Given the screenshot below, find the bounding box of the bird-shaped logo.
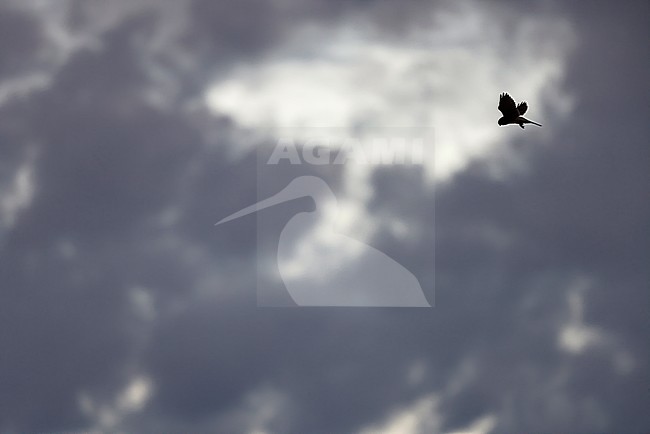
[216,176,430,307]
[497,93,542,129]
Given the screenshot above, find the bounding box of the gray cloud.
[0,0,647,433]
[0,4,44,79]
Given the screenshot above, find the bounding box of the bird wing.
[516,101,528,115]
[498,93,519,118]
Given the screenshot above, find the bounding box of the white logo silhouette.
[217,176,430,307]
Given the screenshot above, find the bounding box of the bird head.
[215,176,335,226]
[497,117,506,126]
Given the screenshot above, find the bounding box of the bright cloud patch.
[206,1,575,181]
[0,153,36,229]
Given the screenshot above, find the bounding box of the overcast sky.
[0,0,648,433]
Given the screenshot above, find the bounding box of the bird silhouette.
[497,93,542,129]
[216,176,430,307]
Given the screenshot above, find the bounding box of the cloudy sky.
[0,0,648,432]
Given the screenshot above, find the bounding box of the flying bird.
[498,93,542,129]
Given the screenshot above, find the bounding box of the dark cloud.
[0,8,205,431]
[0,4,44,79]
[0,0,647,433]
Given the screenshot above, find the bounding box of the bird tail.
[522,117,542,127]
